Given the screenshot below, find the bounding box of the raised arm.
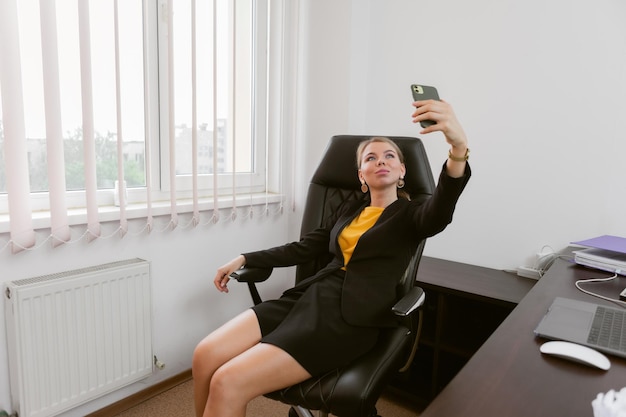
[411,98,469,178]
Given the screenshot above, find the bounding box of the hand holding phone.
[411,84,440,128]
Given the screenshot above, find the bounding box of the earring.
[361,182,369,193]
[397,178,405,189]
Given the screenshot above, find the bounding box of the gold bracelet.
[448,148,470,162]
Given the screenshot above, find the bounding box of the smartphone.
[410,84,439,128]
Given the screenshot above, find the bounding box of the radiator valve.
[154,355,166,370]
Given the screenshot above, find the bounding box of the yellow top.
[338,206,384,270]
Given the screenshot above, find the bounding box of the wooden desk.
[420,249,626,417]
[417,256,535,305]
[390,256,536,405]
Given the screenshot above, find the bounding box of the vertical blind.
[0,0,280,254]
[77,0,103,242]
[0,0,37,252]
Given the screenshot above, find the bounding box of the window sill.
[0,193,284,234]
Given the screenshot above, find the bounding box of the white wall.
[0,211,294,416]
[298,0,626,269]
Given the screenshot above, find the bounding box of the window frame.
[154,0,269,197]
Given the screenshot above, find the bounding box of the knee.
[209,365,244,404]
[192,338,217,379]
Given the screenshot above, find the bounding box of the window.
[0,0,291,248]
[3,0,146,194]
[160,0,268,195]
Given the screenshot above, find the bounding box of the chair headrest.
[310,135,435,199]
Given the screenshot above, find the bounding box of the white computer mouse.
[540,341,611,371]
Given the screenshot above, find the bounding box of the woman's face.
[358,141,406,191]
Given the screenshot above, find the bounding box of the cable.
[534,245,576,278]
[537,254,573,277]
[513,246,573,280]
[575,273,626,308]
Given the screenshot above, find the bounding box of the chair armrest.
[392,286,425,316]
[229,267,273,305]
[229,267,273,283]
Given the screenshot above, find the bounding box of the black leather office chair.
[231,135,435,417]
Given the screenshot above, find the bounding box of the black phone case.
[411,84,439,128]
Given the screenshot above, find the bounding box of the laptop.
[573,248,626,276]
[571,235,626,276]
[534,297,626,358]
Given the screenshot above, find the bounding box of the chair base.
[288,405,381,417]
[289,406,314,417]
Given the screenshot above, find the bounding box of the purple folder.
[571,235,626,254]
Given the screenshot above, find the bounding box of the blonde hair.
[356,137,410,200]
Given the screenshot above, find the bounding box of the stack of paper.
[592,387,626,417]
[572,235,626,276]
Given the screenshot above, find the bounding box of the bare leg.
[204,342,312,417]
[192,310,262,417]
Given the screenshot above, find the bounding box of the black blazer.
[244,163,471,327]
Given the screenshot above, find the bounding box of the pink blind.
[40,0,71,247]
[78,0,102,241]
[0,0,36,253]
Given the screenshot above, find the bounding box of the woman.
[192,98,471,417]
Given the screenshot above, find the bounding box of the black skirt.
[251,270,380,376]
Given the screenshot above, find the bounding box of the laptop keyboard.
[588,306,626,352]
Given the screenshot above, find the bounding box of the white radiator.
[4,258,153,417]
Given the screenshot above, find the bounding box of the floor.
[114,379,420,416]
